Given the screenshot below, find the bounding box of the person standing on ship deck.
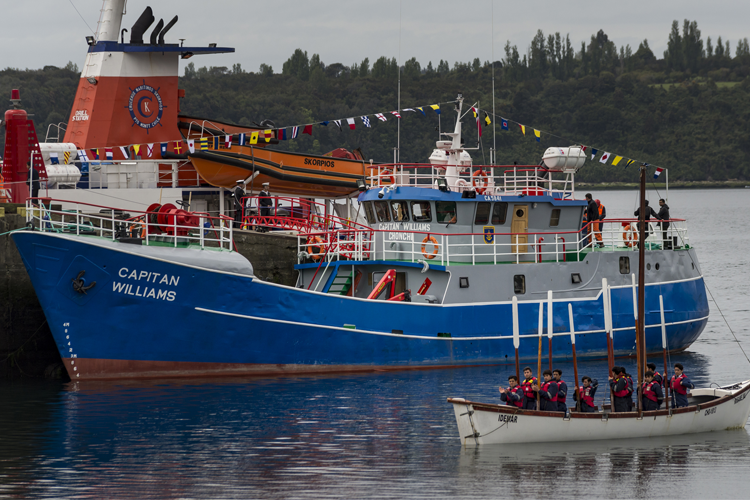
[584,193,598,247]
[642,371,664,411]
[670,363,695,408]
[553,369,568,413]
[657,199,670,247]
[499,375,524,408]
[634,200,658,247]
[575,376,599,412]
[609,367,631,412]
[595,199,606,248]
[533,370,559,411]
[520,367,538,410]
[232,180,245,228]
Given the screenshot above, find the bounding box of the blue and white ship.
[11,96,708,379]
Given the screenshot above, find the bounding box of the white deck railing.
[26,199,235,251]
[297,219,690,266]
[368,164,576,198]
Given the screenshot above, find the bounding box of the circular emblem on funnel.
[127,82,164,130]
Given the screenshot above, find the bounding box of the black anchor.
[72,271,96,295]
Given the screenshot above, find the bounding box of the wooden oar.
[603,278,615,412]
[512,296,520,384]
[568,304,581,412]
[660,295,671,414]
[547,290,554,371]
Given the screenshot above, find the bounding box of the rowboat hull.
[448,380,750,445]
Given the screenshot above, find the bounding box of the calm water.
[2,189,750,499]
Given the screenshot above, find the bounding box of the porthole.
[655,263,660,270]
[516,209,524,217]
[647,263,651,270]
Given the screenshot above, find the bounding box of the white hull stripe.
[195,307,708,342]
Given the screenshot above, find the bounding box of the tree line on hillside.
[1,20,749,183]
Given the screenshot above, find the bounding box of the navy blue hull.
[12,231,709,379]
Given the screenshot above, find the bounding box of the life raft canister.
[421,235,439,260]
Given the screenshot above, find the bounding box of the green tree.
[282,49,310,80]
[664,20,683,71]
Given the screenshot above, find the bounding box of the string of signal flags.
[62,97,666,180]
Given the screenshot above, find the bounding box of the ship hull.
[12,231,708,380]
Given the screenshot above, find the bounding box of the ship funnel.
[158,16,179,45]
[149,18,164,45]
[130,6,155,44]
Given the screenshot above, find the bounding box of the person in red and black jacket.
[670,363,695,408]
[647,362,665,388]
[533,370,559,411]
[609,367,631,412]
[642,370,665,411]
[624,370,635,411]
[575,376,599,412]
[520,367,538,410]
[499,375,524,408]
[553,369,568,413]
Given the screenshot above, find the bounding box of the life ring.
[308,235,324,261]
[472,170,489,194]
[380,169,395,185]
[421,235,439,260]
[622,224,637,247]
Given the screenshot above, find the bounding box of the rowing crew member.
[609,367,632,412]
[499,375,524,408]
[553,369,568,413]
[641,370,665,411]
[575,376,599,412]
[670,363,695,408]
[647,362,664,387]
[520,367,538,410]
[533,370,559,411]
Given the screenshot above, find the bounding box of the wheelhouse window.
[363,202,376,224]
[390,201,410,222]
[492,202,508,224]
[411,201,432,222]
[436,201,457,224]
[373,201,391,222]
[474,202,491,225]
[550,208,561,227]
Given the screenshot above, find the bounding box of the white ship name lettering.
[380,222,431,232]
[113,268,180,301]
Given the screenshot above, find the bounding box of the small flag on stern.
[264,129,273,142]
[77,150,89,162]
[391,111,401,119]
[416,107,426,116]
[174,141,183,154]
[105,148,113,160]
[119,146,130,159]
[199,137,208,150]
[278,129,287,140]
[91,149,100,160]
[519,124,526,135]
[654,167,664,178]
[133,144,141,157]
[146,144,154,157]
[333,120,342,130]
[239,133,246,146]
[625,159,636,168]
[249,132,259,144]
[225,135,232,148]
[501,119,508,130]
[187,140,195,153]
[484,112,491,126]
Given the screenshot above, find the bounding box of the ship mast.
[636,164,647,413]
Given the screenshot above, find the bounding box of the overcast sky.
[2,0,749,74]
